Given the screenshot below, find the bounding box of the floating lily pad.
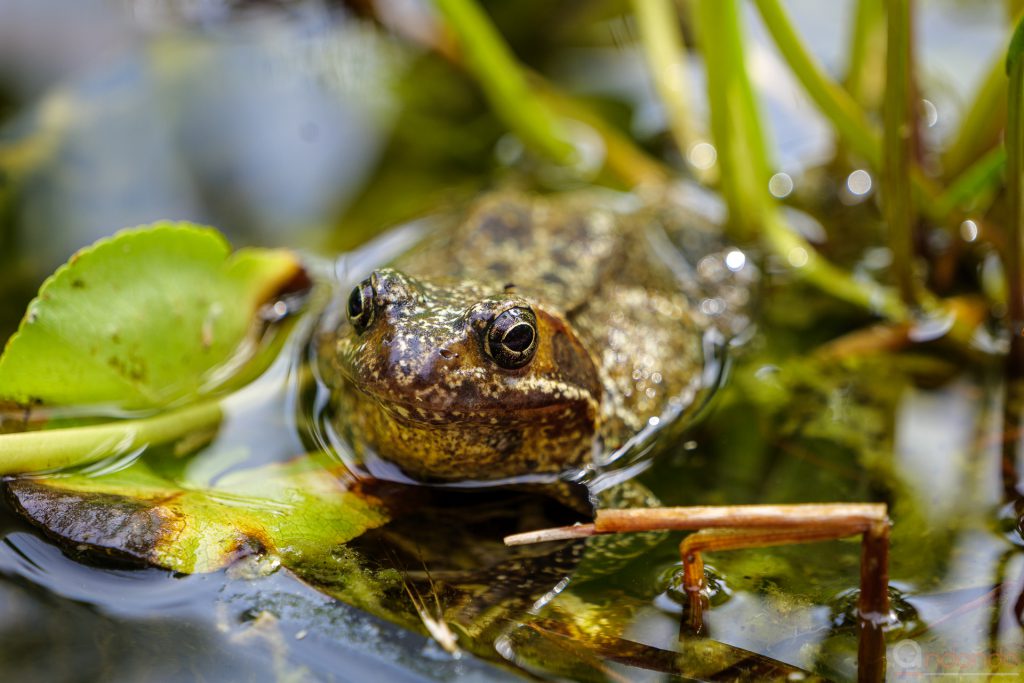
[6,456,390,574]
[0,224,304,409]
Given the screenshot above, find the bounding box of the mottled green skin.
[320,191,710,484]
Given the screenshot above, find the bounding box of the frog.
[316,190,882,674]
[312,188,759,662]
[316,188,754,491]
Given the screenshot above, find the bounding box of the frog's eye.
[484,306,538,369]
[346,279,376,334]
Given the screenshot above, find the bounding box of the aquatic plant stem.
[935,146,1006,219]
[0,90,76,178]
[689,0,772,242]
[432,0,911,322]
[691,0,908,320]
[943,1,1024,180]
[753,0,950,225]
[1006,15,1024,374]
[942,53,1008,179]
[754,0,881,167]
[762,210,906,320]
[433,0,576,166]
[631,0,701,172]
[937,9,1021,201]
[537,86,670,189]
[0,400,223,474]
[883,0,919,307]
[845,0,886,114]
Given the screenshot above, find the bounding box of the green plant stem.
[754,0,880,166]
[935,146,1007,219]
[939,8,1023,207]
[0,400,223,474]
[883,0,918,307]
[433,0,910,322]
[433,0,576,165]
[538,87,670,188]
[845,0,886,113]
[1006,15,1024,368]
[762,211,906,320]
[942,53,1008,179]
[753,0,952,226]
[690,0,772,242]
[691,0,908,321]
[0,89,75,177]
[631,0,700,166]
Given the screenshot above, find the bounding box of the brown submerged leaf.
[4,456,389,574]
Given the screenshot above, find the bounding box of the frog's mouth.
[338,378,598,484]
[353,382,596,426]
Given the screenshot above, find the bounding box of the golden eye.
[346,279,375,334]
[484,306,538,369]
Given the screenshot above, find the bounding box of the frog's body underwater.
[318,189,754,490]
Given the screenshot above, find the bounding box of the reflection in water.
[0,530,522,683]
[895,378,983,521]
[876,357,1024,676]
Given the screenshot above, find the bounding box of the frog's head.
[322,268,602,484]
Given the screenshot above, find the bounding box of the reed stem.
[433,0,576,165]
[691,0,907,320]
[1005,14,1024,373]
[690,0,772,242]
[631,0,701,172]
[754,0,881,167]
[883,0,919,307]
[434,0,912,322]
[935,146,1006,218]
[753,0,952,228]
[942,53,1008,180]
[845,0,886,114]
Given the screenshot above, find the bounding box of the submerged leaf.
[0,224,303,409]
[5,456,389,574]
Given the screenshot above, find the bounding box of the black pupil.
[502,323,534,352]
[347,286,364,319]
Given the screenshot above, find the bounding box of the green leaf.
[6,456,390,574]
[1008,12,1024,75]
[0,223,303,409]
[1006,12,1024,350]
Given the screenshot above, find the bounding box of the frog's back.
[392,192,623,311]
[392,191,710,457]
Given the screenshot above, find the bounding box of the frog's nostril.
[438,348,457,360]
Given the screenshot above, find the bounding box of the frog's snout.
[368,268,420,308]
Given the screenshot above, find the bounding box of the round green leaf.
[0,223,303,409]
